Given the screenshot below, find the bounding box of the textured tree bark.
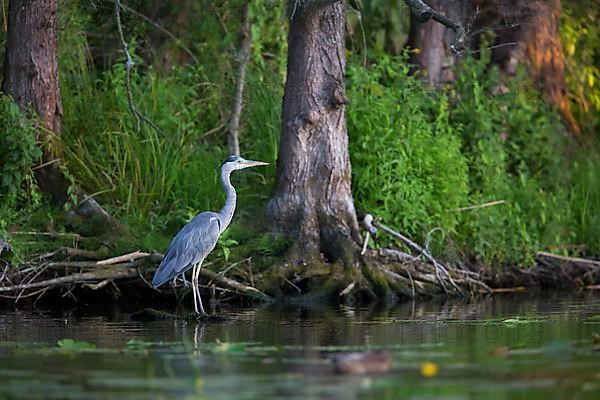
[3,0,117,227]
[267,0,360,266]
[406,0,468,86]
[2,0,69,201]
[472,0,580,134]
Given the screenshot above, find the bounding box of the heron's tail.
[152,259,178,288]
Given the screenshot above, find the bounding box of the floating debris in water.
[489,346,511,357]
[331,351,392,374]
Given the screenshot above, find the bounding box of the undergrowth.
[1,2,599,271]
[347,51,600,265]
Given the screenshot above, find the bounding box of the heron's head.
[221,155,269,171]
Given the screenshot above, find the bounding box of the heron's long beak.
[242,159,269,168]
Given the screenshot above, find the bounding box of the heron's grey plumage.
[151,155,268,315]
[151,212,221,288]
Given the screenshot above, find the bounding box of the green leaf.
[56,339,96,351]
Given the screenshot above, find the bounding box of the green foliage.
[347,52,600,265]
[3,0,598,273]
[346,0,411,56]
[449,52,570,264]
[0,96,42,205]
[347,55,469,251]
[55,2,276,254]
[452,53,599,263]
[61,56,225,220]
[560,2,600,135]
[56,339,96,351]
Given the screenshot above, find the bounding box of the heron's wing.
[152,212,221,287]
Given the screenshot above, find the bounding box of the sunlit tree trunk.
[473,0,580,134]
[2,0,69,200]
[267,0,360,266]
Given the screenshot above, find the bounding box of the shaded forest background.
[1,0,599,276]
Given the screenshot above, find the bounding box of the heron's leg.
[182,273,190,287]
[193,264,207,315]
[196,265,207,315]
[191,264,199,314]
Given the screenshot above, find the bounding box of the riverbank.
[1,242,598,310]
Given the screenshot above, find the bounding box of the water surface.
[1,293,599,399]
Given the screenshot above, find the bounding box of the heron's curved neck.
[218,167,236,232]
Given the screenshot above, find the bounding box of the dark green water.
[1,293,600,399]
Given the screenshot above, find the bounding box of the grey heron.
[152,155,268,315]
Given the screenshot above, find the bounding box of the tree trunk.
[473,0,580,134]
[3,0,117,228]
[406,0,468,86]
[267,0,360,266]
[2,0,69,201]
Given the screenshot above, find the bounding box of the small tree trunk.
[2,0,69,201]
[267,0,360,266]
[226,0,251,156]
[406,0,467,86]
[474,0,580,134]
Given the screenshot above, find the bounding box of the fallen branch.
[537,251,600,267]
[34,247,107,261]
[219,257,252,277]
[0,266,139,292]
[488,286,526,293]
[13,231,81,239]
[200,268,272,302]
[97,250,152,266]
[0,253,163,293]
[339,281,356,297]
[371,217,464,295]
[375,248,418,263]
[452,200,506,212]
